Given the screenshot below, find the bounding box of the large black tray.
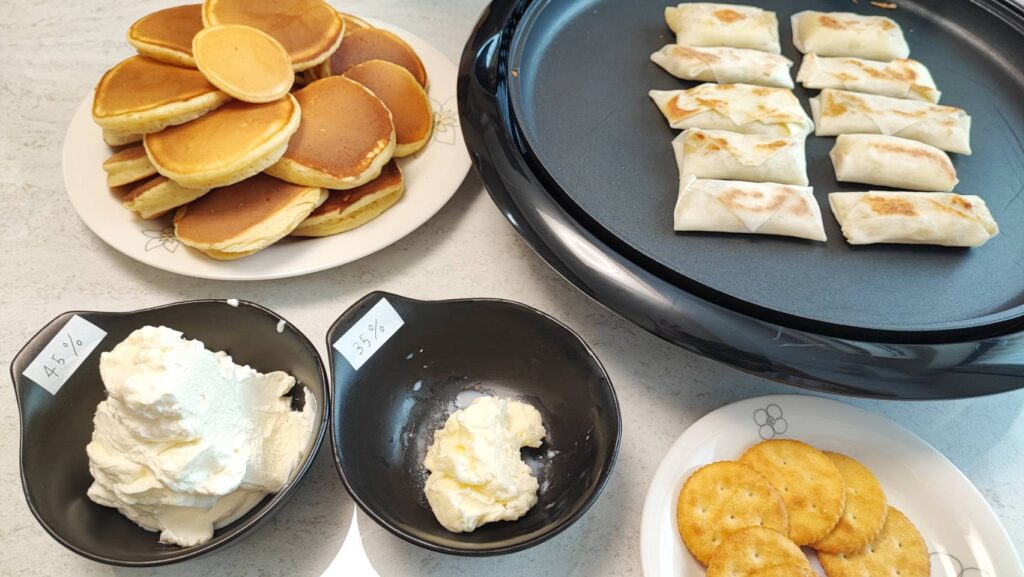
[458,0,1024,398]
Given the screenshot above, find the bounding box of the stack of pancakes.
[94,0,434,260]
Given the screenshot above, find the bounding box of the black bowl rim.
[327,292,622,556]
[8,299,331,567]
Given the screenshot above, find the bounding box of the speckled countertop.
[0,1,1020,575]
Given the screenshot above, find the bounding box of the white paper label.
[22,315,107,395]
[334,298,404,370]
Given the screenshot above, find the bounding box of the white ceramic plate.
[641,394,1022,577]
[62,19,470,281]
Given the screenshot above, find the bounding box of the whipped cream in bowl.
[87,325,317,547]
[11,299,329,566]
[423,395,547,533]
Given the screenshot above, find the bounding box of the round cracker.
[820,507,929,577]
[676,461,789,565]
[813,452,888,554]
[707,526,814,577]
[739,439,846,545]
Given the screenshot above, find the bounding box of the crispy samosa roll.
[674,176,826,241]
[674,129,808,186]
[651,83,814,137]
[830,135,958,192]
[829,192,998,247]
[665,3,781,53]
[651,45,793,88]
[810,89,971,154]
[796,54,940,103]
[791,11,909,61]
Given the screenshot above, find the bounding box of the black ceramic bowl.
[8,300,329,567]
[328,292,621,555]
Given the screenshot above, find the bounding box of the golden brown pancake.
[193,24,294,103]
[327,28,427,87]
[173,173,326,259]
[122,175,210,219]
[344,60,433,157]
[202,0,344,72]
[128,4,204,67]
[103,129,143,147]
[266,76,395,189]
[302,11,375,82]
[339,12,373,32]
[103,145,157,187]
[145,94,301,189]
[92,56,230,133]
[292,159,403,236]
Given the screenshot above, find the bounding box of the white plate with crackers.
[62,18,470,281]
[640,394,1022,577]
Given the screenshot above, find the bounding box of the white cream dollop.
[86,325,316,547]
[422,396,546,533]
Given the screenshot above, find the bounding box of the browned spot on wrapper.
[673,45,722,63]
[713,9,744,23]
[926,196,982,221]
[952,196,973,210]
[668,98,702,121]
[756,140,789,152]
[720,188,787,214]
[872,142,956,178]
[820,15,845,29]
[882,59,920,82]
[866,195,917,216]
[823,94,849,117]
[787,198,812,217]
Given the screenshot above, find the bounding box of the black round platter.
[458,0,1024,399]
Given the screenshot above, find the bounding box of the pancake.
[340,12,373,32]
[122,175,210,219]
[92,56,230,134]
[266,76,395,189]
[344,60,433,157]
[102,129,143,147]
[173,173,327,259]
[193,24,294,103]
[145,94,301,189]
[292,159,403,236]
[127,4,204,67]
[303,11,375,83]
[202,0,344,72]
[103,145,158,187]
[326,28,427,87]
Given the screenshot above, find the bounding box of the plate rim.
[638,393,1024,577]
[63,18,470,281]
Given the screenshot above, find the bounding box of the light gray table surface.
[0,0,1021,575]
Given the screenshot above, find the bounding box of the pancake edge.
[127,37,197,68]
[105,155,158,187]
[93,89,231,134]
[174,185,327,258]
[103,128,144,147]
[122,178,210,219]
[291,179,403,236]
